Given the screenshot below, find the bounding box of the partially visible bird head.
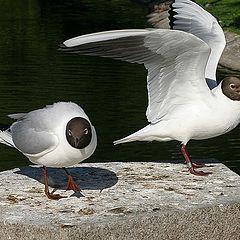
[66,117,92,149]
[221,76,240,101]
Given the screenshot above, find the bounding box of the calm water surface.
[0,0,239,175]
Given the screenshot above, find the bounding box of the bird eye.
[230,84,236,89]
[83,128,88,135]
[68,129,72,136]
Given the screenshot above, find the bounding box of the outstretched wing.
[59,29,211,123]
[148,0,226,87]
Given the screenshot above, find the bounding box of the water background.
[0,0,239,175]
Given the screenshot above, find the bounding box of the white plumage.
[1,102,97,167]
[148,0,226,88]
[0,102,97,199]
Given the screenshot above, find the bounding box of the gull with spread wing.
[59,1,240,175]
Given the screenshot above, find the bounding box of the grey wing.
[11,121,58,156]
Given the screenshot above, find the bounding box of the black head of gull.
[66,117,92,149]
[221,76,240,101]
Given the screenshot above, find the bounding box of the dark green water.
[0,0,239,175]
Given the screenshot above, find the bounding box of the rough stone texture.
[0,160,239,239]
[220,32,240,72]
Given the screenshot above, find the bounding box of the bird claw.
[43,167,81,200]
[45,190,67,200]
[192,162,207,168]
[189,167,211,176]
[65,175,81,192]
[181,144,212,176]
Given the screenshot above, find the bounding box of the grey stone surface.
[0,160,239,239]
[220,32,240,72]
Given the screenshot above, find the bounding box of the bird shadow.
[15,165,118,192]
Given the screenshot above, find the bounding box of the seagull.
[0,102,97,199]
[58,1,240,175]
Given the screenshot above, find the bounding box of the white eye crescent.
[230,84,236,89]
[83,128,89,135]
[68,129,72,136]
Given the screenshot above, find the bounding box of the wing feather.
[148,0,226,84]
[59,29,211,123]
[10,118,58,156]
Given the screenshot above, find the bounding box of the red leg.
[63,168,81,192]
[180,144,211,176]
[192,162,207,168]
[182,146,206,168]
[43,166,66,200]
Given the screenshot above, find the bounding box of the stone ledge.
[0,160,239,239]
[220,31,240,72]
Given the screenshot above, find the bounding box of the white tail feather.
[113,125,153,145]
[113,123,173,145]
[113,136,136,145]
[0,130,14,147]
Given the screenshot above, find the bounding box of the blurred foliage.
[197,0,240,34]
